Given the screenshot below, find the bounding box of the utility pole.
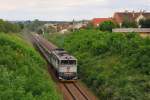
[42,28,45,38]
[72,19,75,32]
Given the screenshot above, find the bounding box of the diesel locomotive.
[34,34,78,81]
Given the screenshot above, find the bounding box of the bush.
[0,33,62,100]
[139,19,150,28]
[0,19,22,33]
[48,30,150,100]
[122,20,138,28]
[99,21,117,32]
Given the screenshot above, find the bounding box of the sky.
[0,0,149,21]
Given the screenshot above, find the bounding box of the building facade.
[113,11,150,27]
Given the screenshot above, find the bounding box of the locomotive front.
[55,49,78,81]
[59,59,77,81]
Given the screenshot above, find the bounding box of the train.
[34,34,78,81]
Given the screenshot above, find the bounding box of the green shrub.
[99,21,117,32]
[0,33,62,100]
[122,20,138,28]
[139,19,150,28]
[0,19,22,33]
[47,29,150,100]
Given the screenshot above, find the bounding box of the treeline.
[0,33,62,100]
[48,30,150,100]
[24,19,47,33]
[0,19,23,33]
[87,19,150,32]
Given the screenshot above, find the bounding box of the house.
[60,29,69,34]
[113,10,150,27]
[56,23,70,32]
[92,18,112,27]
[73,22,87,29]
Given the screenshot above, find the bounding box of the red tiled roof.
[92,18,112,26]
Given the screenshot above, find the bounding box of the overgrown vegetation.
[99,21,117,32]
[47,30,150,100]
[0,19,23,33]
[139,19,150,28]
[0,33,62,100]
[122,20,138,28]
[24,19,46,32]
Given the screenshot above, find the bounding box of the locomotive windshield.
[69,60,76,64]
[61,60,76,65]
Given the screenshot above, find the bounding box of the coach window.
[61,60,68,65]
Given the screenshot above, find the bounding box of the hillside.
[47,30,150,100]
[0,33,62,100]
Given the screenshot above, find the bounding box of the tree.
[0,19,22,33]
[99,21,117,32]
[139,19,150,28]
[18,22,24,30]
[48,29,150,100]
[0,19,6,32]
[24,19,45,32]
[122,20,138,28]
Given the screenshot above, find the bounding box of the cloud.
[0,0,108,10]
[0,0,149,20]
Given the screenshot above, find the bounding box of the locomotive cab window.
[61,60,68,64]
[61,60,76,65]
[69,60,76,65]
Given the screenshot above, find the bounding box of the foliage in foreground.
[0,33,62,100]
[48,30,150,100]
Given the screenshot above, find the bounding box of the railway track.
[64,82,89,100]
[31,34,97,100]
